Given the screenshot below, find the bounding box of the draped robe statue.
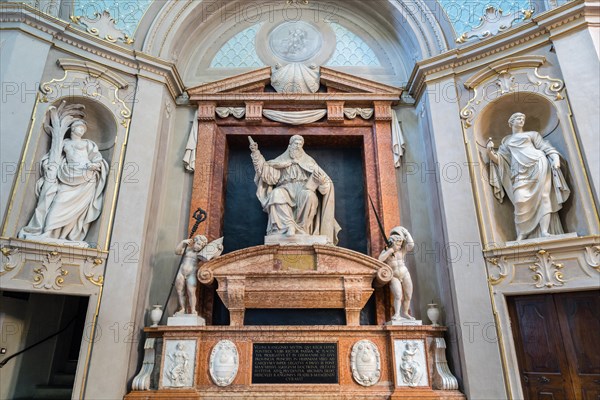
[18,103,108,246]
[487,112,570,241]
[249,135,341,244]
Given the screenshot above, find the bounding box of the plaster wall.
[551,27,600,201]
[0,31,51,224]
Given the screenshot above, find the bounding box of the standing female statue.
[19,102,108,245]
[486,112,570,241]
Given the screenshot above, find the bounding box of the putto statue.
[173,235,223,318]
[378,226,415,321]
[486,112,571,241]
[249,135,340,244]
[18,102,108,246]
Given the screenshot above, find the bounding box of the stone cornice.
[0,2,184,100]
[407,0,589,101]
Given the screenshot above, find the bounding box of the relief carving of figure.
[18,103,108,246]
[249,135,341,244]
[400,342,423,387]
[486,112,571,241]
[173,235,223,316]
[378,227,415,321]
[168,342,190,387]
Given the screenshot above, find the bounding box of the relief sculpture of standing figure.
[378,226,415,321]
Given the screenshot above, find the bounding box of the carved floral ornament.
[529,249,565,288]
[584,245,600,272]
[488,256,510,285]
[456,6,534,44]
[460,56,565,129]
[0,243,105,291]
[70,10,134,45]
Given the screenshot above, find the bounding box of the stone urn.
[427,303,440,326]
[149,305,163,327]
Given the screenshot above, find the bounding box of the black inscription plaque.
[252,343,338,384]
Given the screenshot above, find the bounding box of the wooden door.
[508,291,600,400]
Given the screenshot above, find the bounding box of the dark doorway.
[0,292,89,400]
[507,291,600,400]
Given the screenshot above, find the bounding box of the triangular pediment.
[187,66,402,96]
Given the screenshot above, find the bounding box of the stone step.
[32,385,72,400]
[63,359,78,374]
[50,372,76,386]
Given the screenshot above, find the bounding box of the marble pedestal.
[505,232,578,247]
[264,234,328,245]
[167,314,206,326]
[386,319,423,326]
[127,325,464,399]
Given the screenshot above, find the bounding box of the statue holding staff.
[486,112,570,240]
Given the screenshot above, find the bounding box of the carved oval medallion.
[269,21,323,62]
[209,340,239,387]
[351,339,381,387]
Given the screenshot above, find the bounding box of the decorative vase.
[427,303,440,326]
[150,304,163,327]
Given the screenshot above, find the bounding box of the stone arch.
[135,0,453,86]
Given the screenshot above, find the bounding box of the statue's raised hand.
[248,136,259,152]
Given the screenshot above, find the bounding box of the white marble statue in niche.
[249,135,341,244]
[18,103,108,246]
[486,112,571,241]
[378,226,415,321]
[173,235,223,317]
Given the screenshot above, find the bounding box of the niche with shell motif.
[2,58,132,250]
[460,55,598,245]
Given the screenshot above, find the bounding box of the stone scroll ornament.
[18,102,109,247]
[486,112,571,241]
[351,340,381,386]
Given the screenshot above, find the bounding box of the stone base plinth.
[167,314,206,326]
[505,232,578,247]
[386,319,423,326]
[264,234,329,245]
[126,325,464,399]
